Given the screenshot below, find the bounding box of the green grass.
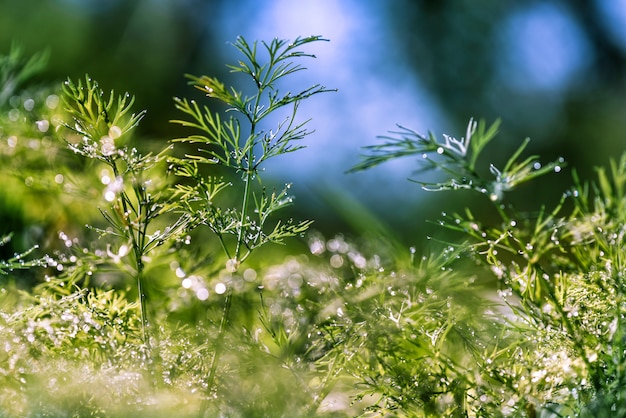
[1,37,625,417]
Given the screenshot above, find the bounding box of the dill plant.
[167,35,334,393]
[60,76,191,353]
[352,118,626,416]
[169,35,333,267]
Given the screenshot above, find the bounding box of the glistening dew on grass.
[1,37,626,417]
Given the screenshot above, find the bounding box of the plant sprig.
[62,76,145,159]
[354,116,626,414]
[169,35,333,400]
[61,76,190,352]
[351,118,563,202]
[0,233,44,275]
[170,35,334,268]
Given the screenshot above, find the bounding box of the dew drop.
[330,254,344,268]
[108,125,122,139]
[225,258,239,273]
[243,268,257,281]
[46,94,59,109]
[23,98,35,111]
[100,169,112,184]
[36,119,49,132]
[8,109,20,121]
[104,190,116,202]
[309,238,325,255]
[436,147,444,154]
[215,282,226,294]
[196,288,209,301]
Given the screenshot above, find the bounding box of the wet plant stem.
[233,117,258,264]
[111,162,151,350]
[203,288,233,414]
[304,351,341,415]
[204,120,256,411]
[135,185,151,352]
[136,264,150,349]
[234,171,252,264]
[131,219,153,357]
[206,122,256,397]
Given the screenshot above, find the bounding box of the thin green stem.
[136,264,149,346]
[216,233,232,261]
[202,288,233,417]
[234,115,257,263]
[615,292,624,387]
[204,90,258,413]
[234,171,252,263]
[110,161,151,351]
[304,351,341,416]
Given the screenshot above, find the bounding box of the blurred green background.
[2,0,626,249]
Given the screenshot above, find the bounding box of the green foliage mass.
[1,37,626,418]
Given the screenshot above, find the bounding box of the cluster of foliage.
[1,36,626,418]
